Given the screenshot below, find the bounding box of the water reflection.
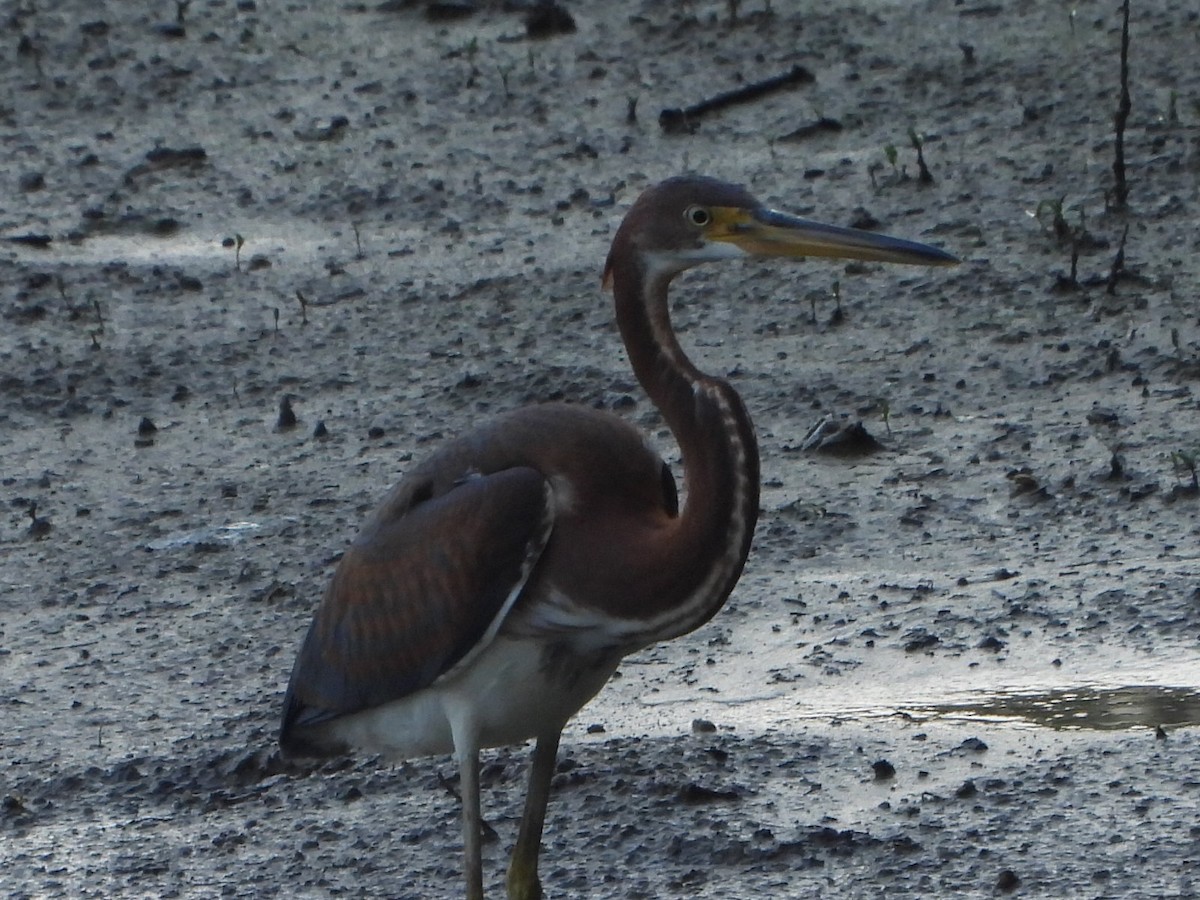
[909,684,1200,731]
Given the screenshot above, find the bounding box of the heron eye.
[685,206,711,227]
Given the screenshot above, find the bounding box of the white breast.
[326,636,621,759]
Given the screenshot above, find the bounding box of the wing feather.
[280,466,552,750]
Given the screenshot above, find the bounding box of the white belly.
[326,636,621,759]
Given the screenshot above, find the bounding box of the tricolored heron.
[280,175,957,899]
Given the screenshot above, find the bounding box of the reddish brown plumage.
[281,462,552,755]
[282,179,764,755]
[278,174,954,900]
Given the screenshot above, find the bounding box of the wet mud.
[3,1,1199,897]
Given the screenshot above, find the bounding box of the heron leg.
[506,729,562,900]
[456,739,485,900]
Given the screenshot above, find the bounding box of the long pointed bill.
[721,207,959,267]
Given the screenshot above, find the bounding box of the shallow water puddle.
[615,645,1200,738]
[701,682,1200,736]
[786,649,1200,733]
[905,683,1200,731]
[781,662,1200,733]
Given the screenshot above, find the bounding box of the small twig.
[660,65,814,134]
[909,128,934,184]
[46,639,103,652]
[777,116,842,144]
[828,280,844,326]
[1105,224,1129,295]
[1111,0,1131,209]
[867,162,881,191]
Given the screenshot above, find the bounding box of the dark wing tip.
[279,678,346,758]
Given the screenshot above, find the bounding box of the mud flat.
[3,1,1199,897]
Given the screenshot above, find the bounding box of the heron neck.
[612,257,761,639]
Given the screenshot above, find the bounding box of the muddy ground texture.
[3,1,1200,897]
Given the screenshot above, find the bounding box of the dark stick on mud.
[659,64,814,134]
[910,128,934,184]
[1105,224,1129,295]
[1112,0,1131,209]
[5,232,52,248]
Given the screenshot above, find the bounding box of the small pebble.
[872,760,895,780]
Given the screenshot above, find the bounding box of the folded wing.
[280,466,553,752]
